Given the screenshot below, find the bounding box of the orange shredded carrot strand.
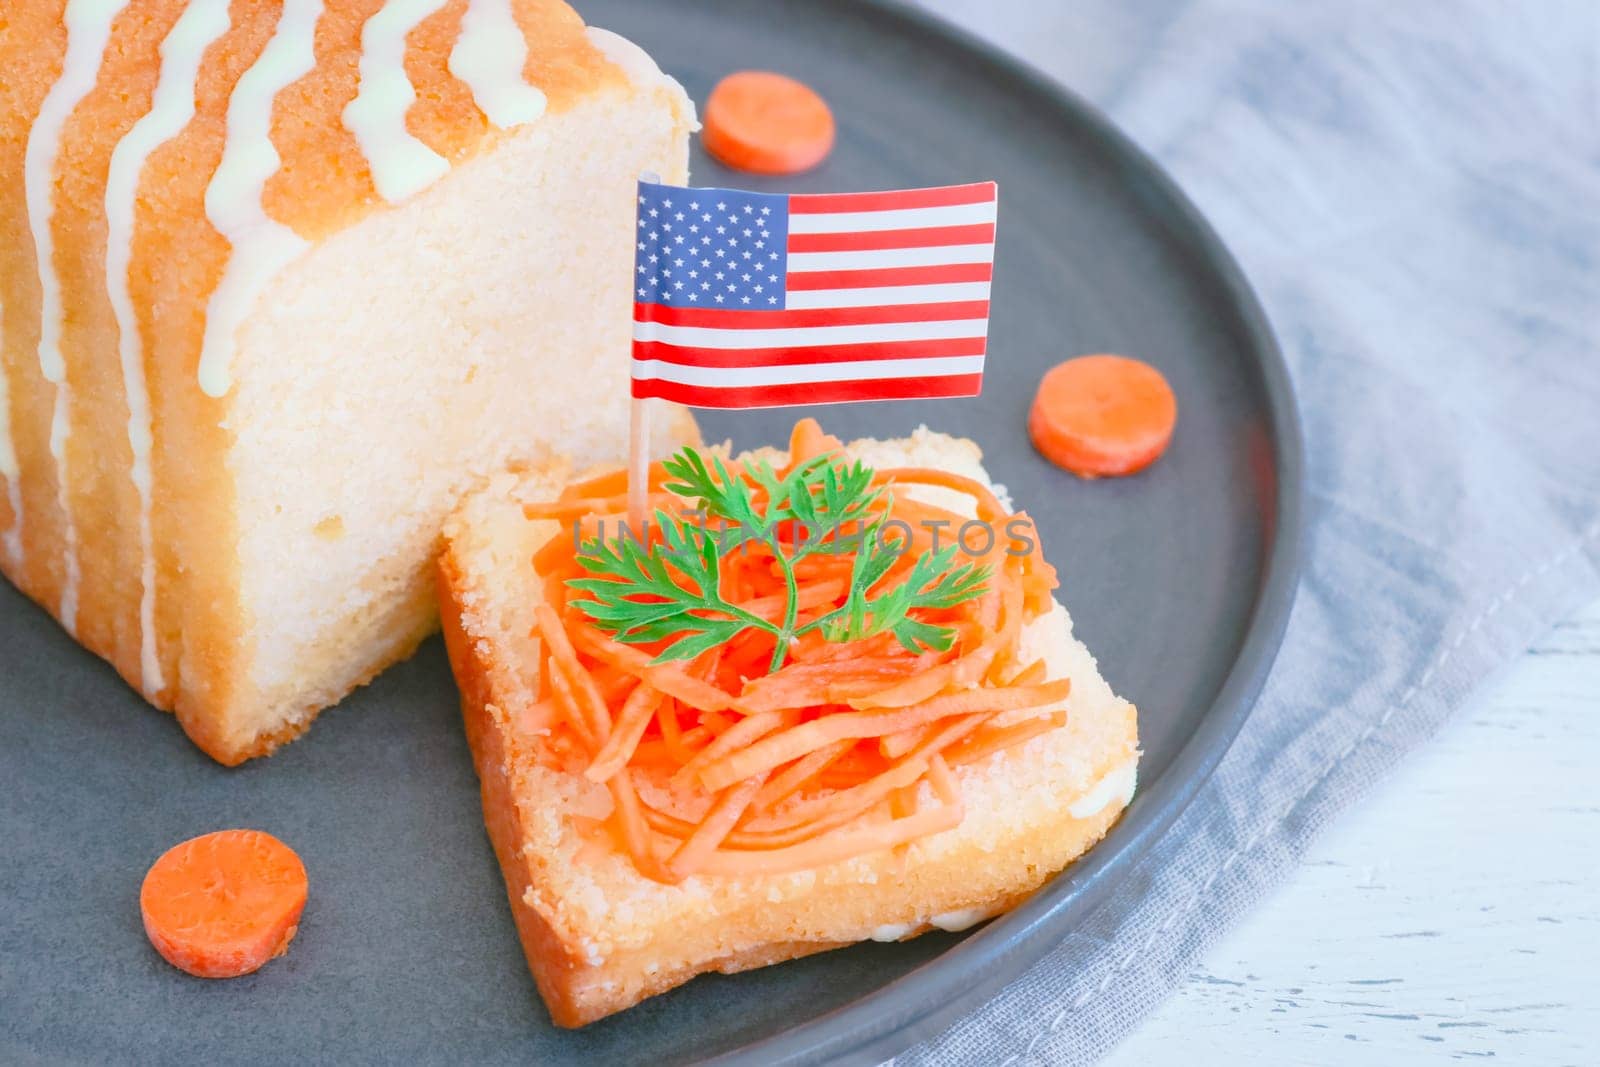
[545,656,597,752]
[678,725,715,750]
[569,622,742,712]
[885,782,921,874]
[695,792,963,877]
[619,740,682,772]
[741,654,931,713]
[532,529,576,574]
[697,679,1071,792]
[879,722,930,761]
[759,756,928,833]
[698,711,738,736]
[654,698,695,764]
[513,699,559,738]
[786,417,845,469]
[751,740,855,812]
[888,782,918,825]
[537,604,614,745]
[906,711,989,762]
[1008,658,1048,687]
[591,669,637,708]
[586,683,664,783]
[558,460,678,504]
[947,711,1068,767]
[559,466,629,501]
[524,494,627,522]
[737,577,848,625]
[664,772,768,880]
[842,626,1008,708]
[927,753,960,803]
[673,710,796,788]
[874,467,1008,525]
[793,630,905,665]
[535,463,684,517]
[640,781,914,853]
[607,770,673,882]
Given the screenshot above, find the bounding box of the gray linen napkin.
[902,1,1600,1062]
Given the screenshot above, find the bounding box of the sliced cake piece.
[438,424,1140,1026]
[0,1,696,762]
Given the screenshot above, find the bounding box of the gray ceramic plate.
[0,1,1301,1063]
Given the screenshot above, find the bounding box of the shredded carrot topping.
[524,418,1067,884]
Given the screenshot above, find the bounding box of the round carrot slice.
[1029,354,1178,478]
[140,829,308,979]
[702,71,835,175]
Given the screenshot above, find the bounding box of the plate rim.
[702,2,1306,1063]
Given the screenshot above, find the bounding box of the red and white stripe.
[632,182,996,408]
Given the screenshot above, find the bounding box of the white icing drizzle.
[1068,759,1139,820]
[449,0,546,129]
[198,0,324,399]
[930,906,992,932]
[584,26,669,90]
[25,0,132,630]
[869,922,917,943]
[26,0,129,386]
[46,389,77,628]
[868,908,993,942]
[343,0,451,203]
[0,293,19,565]
[105,2,232,694]
[0,482,16,566]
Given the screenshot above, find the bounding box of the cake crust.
[438,435,1140,1026]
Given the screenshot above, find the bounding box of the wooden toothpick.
[627,170,663,532]
[627,396,651,530]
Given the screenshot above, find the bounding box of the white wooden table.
[1102,597,1600,1064]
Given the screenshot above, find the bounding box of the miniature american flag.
[631,180,997,408]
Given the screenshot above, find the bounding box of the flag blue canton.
[634,182,791,309]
